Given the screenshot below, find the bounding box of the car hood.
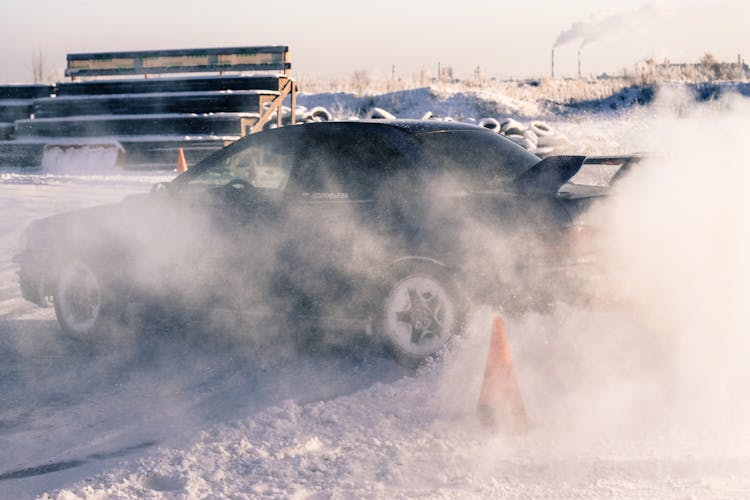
[19,192,175,257]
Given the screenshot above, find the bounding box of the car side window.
[417,130,538,191]
[187,132,297,191]
[288,141,341,197]
[227,144,293,190]
[286,129,404,201]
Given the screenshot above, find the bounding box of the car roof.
[300,119,485,135]
[175,119,514,184]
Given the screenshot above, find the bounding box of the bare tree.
[699,53,720,80]
[351,70,370,95]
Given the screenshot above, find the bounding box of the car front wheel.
[376,263,466,368]
[53,260,124,340]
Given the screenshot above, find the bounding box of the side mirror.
[151,182,171,194]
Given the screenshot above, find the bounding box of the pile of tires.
[262,105,334,129]
[477,117,571,157]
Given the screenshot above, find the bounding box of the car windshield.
[416,130,539,190]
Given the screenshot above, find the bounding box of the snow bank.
[50,309,750,499]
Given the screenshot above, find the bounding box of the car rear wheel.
[375,263,466,368]
[53,260,124,340]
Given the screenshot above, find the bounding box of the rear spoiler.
[588,154,643,185]
[513,155,586,194]
[513,154,642,195]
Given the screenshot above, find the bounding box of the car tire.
[500,118,525,136]
[529,120,553,137]
[308,106,332,122]
[375,263,467,369]
[53,260,126,341]
[478,117,501,133]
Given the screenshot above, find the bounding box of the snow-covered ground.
[1,82,750,498]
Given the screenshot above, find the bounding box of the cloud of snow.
[118,87,748,457]
[589,89,750,434]
[433,88,750,457]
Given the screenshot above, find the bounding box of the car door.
[174,127,303,310]
[276,124,408,317]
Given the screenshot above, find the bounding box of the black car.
[15,120,620,367]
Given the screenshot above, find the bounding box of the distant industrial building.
[639,54,749,81]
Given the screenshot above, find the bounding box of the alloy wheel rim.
[385,276,456,358]
[57,262,102,334]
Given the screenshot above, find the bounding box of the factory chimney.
[551,48,555,78]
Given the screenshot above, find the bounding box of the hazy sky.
[1,0,747,83]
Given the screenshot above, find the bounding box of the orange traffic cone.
[477,315,529,433]
[175,148,188,173]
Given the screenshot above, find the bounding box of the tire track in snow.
[0,440,156,481]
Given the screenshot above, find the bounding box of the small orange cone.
[175,148,188,173]
[477,315,529,433]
